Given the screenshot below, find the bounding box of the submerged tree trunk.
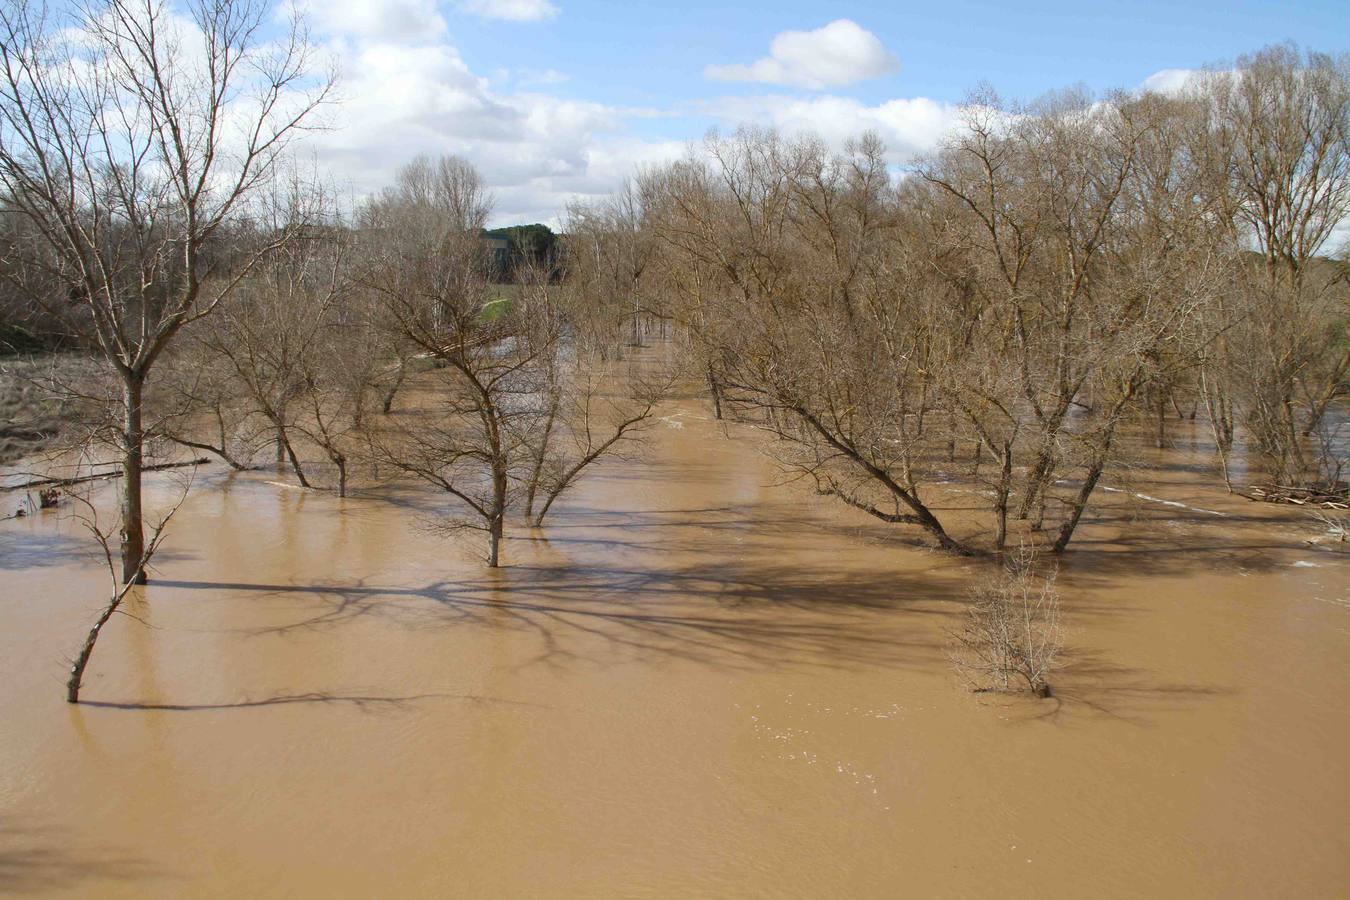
[707,366,723,420]
[1200,369,1236,491]
[272,421,310,488]
[120,373,147,585]
[524,392,560,518]
[487,462,508,567]
[1053,390,1133,553]
[486,515,503,567]
[165,404,251,471]
[382,359,407,414]
[994,440,1013,552]
[794,404,971,554]
[1156,389,1167,450]
[66,580,139,702]
[1018,442,1055,520]
[166,436,249,471]
[1052,460,1105,554]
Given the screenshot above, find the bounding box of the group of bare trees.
[1,0,668,579]
[154,155,669,567]
[0,0,1344,705]
[634,45,1348,556]
[0,0,666,700]
[349,155,667,565]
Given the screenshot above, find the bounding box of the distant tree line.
[482,223,565,284]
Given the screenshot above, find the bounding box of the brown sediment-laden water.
[1,393,1347,897]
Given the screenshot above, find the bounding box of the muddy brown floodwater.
[1,391,1348,898]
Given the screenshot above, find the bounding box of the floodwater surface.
[1,396,1348,897]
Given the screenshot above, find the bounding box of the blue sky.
[458,0,1347,106]
[293,0,1350,224]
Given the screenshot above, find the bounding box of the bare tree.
[521,337,671,526]
[157,338,264,471]
[1193,47,1350,489]
[361,156,526,566]
[190,174,355,490]
[566,178,658,350]
[916,88,1228,552]
[0,0,332,582]
[362,158,671,561]
[291,279,375,498]
[648,128,971,552]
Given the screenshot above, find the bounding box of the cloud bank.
[290,7,948,225]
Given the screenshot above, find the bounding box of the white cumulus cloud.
[1140,68,1202,95]
[289,0,447,43]
[294,32,676,225]
[705,19,898,90]
[458,0,560,22]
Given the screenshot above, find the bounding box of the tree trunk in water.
[66,582,137,702]
[924,512,970,555]
[1017,407,1070,519]
[1156,390,1167,450]
[707,367,723,420]
[525,395,559,518]
[486,517,502,567]
[166,435,248,471]
[382,360,407,414]
[1200,371,1235,490]
[1283,402,1308,486]
[274,424,310,488]
[487,463,507,567]
[1052,393,1130,553]
[1053,460,1105,553]
[994,441,1012,552]
[533,488,563,528]
[1170,393,1188,421]
[120,373,147,585]
[1018,445,1054,520]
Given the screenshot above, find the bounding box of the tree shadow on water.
[0,529,196,573]
[0,822,168,895]
[0,530,94,571]
[154,560,968,675]
[76,691,541,713]
[1003,648,1238,727]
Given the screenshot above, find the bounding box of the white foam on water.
[1099,484,1231,517]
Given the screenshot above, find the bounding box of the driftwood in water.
[1242,483,1350,510]
[3,458,210,492]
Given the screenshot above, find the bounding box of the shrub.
[950,545,1062,697]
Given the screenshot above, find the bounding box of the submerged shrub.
[950,545,1062,697]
